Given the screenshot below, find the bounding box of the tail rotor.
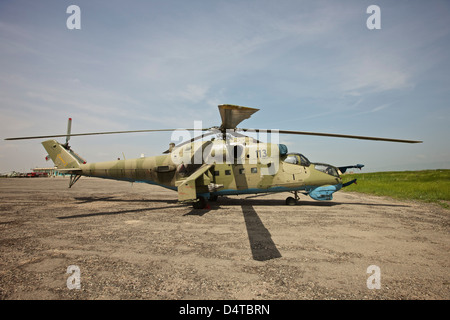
[63,118,72,150]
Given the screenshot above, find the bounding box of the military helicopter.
[5,104,422,209]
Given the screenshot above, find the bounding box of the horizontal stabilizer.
[338,164,364,174]
[57,168,83,174]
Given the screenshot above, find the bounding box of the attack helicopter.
[5,104,422,209]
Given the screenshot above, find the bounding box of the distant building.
[32,167,66,177]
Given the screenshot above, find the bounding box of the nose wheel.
[285,191,300,205]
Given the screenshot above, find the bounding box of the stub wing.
[176,164,213,202]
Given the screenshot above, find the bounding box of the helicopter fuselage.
[70,138,343,202]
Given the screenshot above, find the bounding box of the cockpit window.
[299,154,310,167]
[284,155,298,164]
[314,163,340,177]
[284,153,311,167]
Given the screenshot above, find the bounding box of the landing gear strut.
[69,174,81,188]
[285,191,300,205]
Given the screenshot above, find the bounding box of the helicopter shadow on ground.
[73,194,410,209]
[58,196,184,219]
[212,195,411,208]
[241,204,282,261]
[73,196,179,205]
[57,204,187,220]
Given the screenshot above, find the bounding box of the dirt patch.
[0,177,448,300]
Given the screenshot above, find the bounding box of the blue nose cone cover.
[309,184,342,201]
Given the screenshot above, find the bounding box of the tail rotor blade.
[66,118,72,145]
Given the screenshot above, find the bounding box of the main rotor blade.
[218,104,259,131]
[226,129,262,143]
[239,128,423,144]
[4,128,210,141]
[163,130,218,154]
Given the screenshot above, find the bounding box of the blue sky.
[1,0,449,173]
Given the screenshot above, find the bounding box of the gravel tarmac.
[0,177,448,300]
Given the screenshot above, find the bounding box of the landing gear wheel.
[193,196,207,209]
[285,196,297,206]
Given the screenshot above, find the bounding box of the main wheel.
[285,196,297,206]
[193,196,207,209]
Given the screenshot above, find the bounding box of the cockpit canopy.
[281,153,340,178]
[313,163,340,177]
[283,153,311,167]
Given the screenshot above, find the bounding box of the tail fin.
[42,139,83,169]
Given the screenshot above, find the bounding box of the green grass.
[341,169,450,209]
